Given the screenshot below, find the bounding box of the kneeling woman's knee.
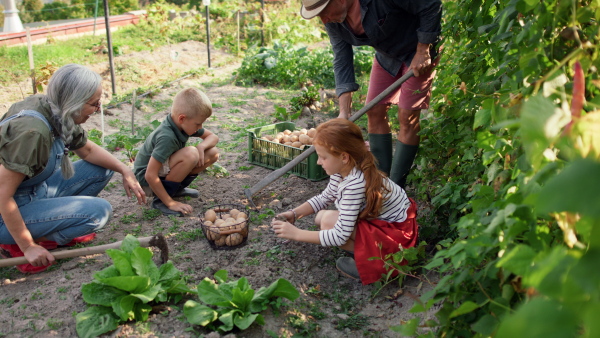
[103,168,115,182]
[90,198,113,231]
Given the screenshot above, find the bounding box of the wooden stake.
[131,89,136,135]
[205,5,211,68]
[100,104,105,145]
[26,27,36,94]
[103,0,117,96]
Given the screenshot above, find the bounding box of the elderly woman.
[0,64,145,274]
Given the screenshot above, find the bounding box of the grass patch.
[227,98,247,106]
[46,318,63,330]
[142,208,162,221]
[287,314,321,336]
[142,98,173,112]
[120,214,138,224]
[335,314,370,331]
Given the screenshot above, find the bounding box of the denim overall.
[0,110,114,245]
[1,110,65,200]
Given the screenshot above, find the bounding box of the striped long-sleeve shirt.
[307,167,411,247]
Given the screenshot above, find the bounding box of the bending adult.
[0,64,146,274]
[300,0,442,188]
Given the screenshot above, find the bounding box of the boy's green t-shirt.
[133,114,204,186]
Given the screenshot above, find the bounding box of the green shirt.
[0,95,87,178]
[133,114,204,186]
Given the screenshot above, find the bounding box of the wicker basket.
[200,204,250,250]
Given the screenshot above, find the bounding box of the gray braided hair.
[46,64,102,179]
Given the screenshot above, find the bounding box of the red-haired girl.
[271,118,418,284]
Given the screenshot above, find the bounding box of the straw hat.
[300,0,331,19]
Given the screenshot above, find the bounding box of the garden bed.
[0,40,436,337]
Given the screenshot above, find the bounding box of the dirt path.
[0,41,437,337]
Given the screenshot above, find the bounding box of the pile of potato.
[203,207,248,247]
[260,128,317,149]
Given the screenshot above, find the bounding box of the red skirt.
[354,198,418,285]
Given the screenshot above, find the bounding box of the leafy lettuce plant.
[183,270,299,332]
[76,235,191,338]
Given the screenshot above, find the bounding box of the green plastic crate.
[247,122,328,181]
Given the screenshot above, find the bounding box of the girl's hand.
[23,244,55,267]
[271,220,298,240]
[168,201,193,215]
[274,210,295,224]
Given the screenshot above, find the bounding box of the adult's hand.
[122,170,146,205]
[23,244,55,267]
[0,166,55,266]
[75,141,146,204]
[410,43,433,77]
[337,92,353,119]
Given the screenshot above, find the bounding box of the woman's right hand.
[122,170,146,205]
[23,244,55,267]
[168,201,193,215]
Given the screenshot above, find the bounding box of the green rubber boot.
[390,141,419,188]
[368,133,393,176]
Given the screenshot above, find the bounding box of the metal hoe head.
[149,233,169,264]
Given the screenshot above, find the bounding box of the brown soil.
[0,40,437,337]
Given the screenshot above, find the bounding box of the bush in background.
[17,0,42,23]
[235,42,373,90]
[16,0,139,23]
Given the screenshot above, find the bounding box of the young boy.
[134,88,219,216]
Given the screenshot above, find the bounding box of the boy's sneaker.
[0,244,50,274]
[173,188,200,198]
[152,197,184,217]
[336,257,361,281]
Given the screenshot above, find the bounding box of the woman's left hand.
[122,171,146,204]
[271,220,298,240]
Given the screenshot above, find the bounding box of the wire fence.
[3,0,136,25]
[20,2,100,14]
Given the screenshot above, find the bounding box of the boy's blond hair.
[171,87,212,119]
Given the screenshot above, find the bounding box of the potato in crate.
[247,122,328,181]
[201,204,250,250]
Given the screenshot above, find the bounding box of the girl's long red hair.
[313,118,388,219]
